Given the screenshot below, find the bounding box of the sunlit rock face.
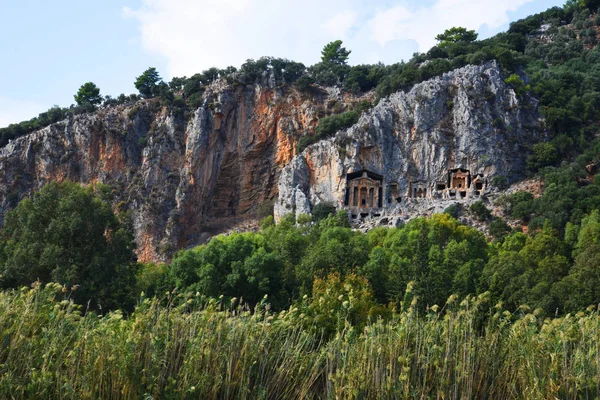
[275,62,543,224]
[0,79,366,262]
[0,62,542,261]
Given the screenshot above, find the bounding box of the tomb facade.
[438,168,487,199]
[342,167,488,220]
[344,170,383,217]
[409,181,428,199]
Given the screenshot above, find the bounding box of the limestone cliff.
[0,80,364,262]
[274,62,543,226]
[0,61,543,261]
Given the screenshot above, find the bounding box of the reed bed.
[0,283,598,399]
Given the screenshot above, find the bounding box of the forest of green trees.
[2,147,600,317]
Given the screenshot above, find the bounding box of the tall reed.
[0,283,598,399]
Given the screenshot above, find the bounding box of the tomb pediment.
[346,169,383,181]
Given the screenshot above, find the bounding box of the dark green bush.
[312,202,337,222]
[296,110,360,153]
[295,74,315,92]
[527,142,559,172]
[0,182,139,311]
[508,191,535,222]
[489,217,512,241]
[315,111,359,138]
[470,201,492,221]
[444,203,461,218]
[492,175,509,190]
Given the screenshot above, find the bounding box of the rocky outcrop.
[0,61,544,261]
[275,62,543,225]
[0,81,364,262]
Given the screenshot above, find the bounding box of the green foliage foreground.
[0,182,138,311]
[0,282,598,399]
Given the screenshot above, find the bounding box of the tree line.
[1,0,595,149]
[2,146,600,317]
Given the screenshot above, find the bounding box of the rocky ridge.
[0,61,543,262]
[0,80,366,262]
[274,62,544,227]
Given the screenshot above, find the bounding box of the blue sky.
[0,0,564,128]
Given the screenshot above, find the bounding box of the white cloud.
[0,97,48,129]
[323,10,359,40]
[369,6,414,46]
[124,0,351,77]
[124,0,537,78]
[368,0,536,53]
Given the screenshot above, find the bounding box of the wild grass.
[0,283,599,399]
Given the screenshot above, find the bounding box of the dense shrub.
[444,203,461,218]
[311,202,337,221]
[504,73,530,96]
[527,142,559,172]
[296,110,359,152]
[492,175,509,190]
[470,200,492,221]
[0,182,139,310]
[507,191,536,222]
[489,217,513,241]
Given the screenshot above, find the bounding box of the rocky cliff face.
[0,62,543,261]
[275,62,543,226]
[0,80,364,262]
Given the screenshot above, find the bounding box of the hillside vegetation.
[3,3,600,159]
[2,174,600,317]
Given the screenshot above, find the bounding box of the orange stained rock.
[98,139,125,173]
[42,169,68,183]
[275,124,294,165]
[137,233,157,264]
[214,113,223,130]
[304,153,316,185]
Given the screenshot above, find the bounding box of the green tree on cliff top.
[435,27,478,48]
[74,82,103,107]
[135,67,163,99]
[321,40,351,65]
